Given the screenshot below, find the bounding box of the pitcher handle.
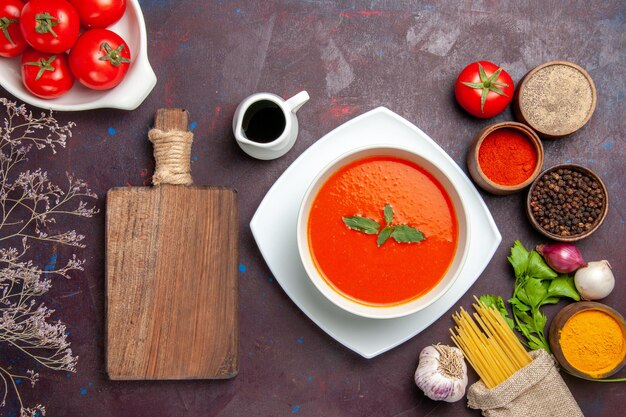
[284,91,310,113]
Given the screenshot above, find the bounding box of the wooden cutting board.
[106,109,238,380]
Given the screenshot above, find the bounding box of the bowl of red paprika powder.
[467,121,544,195]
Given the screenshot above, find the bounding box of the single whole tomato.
[455,61,514,118]
[20,0,80,53]
[21,49,74,98]
[0,0,28,57]
[68,0,126,29]
[69,29,130,90]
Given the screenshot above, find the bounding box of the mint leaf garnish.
[342,205,426,247]
[342,216,380,235]
[377,226,393,247]
[391,224,425,243]
[384,204,393,224]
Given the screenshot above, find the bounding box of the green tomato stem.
[24,55,57,80]
[35,13,59,38]
[0,17,17,45]
[99,42,131,67]
[460,62,509,113]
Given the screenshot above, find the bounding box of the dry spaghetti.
[450,297,532,388]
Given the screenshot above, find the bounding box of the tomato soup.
[308,156,458,306]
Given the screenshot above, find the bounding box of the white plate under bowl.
[0,0,156,111]
[250,107,501,358]
[296,145,471,319]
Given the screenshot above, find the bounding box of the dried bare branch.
[0,98,97,415]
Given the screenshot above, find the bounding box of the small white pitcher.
[233,91,309,160]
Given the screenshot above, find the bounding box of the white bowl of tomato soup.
[297,145,470,319]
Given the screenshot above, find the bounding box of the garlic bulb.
[414,344,468,402]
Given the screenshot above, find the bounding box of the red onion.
[536,243,587,273]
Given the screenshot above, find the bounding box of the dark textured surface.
[1,0,624,416]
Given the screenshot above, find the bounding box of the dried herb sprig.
[0,98,98,416]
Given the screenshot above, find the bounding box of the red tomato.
[455,61,514,118]
[0,0,28,57]
[68,0,126,29]
[21,49,74,98]
[19,0,79,53]
[69,29,130,90]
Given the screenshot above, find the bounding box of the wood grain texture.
[105,109,238,379]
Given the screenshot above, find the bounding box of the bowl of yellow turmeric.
[549,302,626,379]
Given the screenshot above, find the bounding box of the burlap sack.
[467,349,583,417]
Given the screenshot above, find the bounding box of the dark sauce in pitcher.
[242,100,286,143]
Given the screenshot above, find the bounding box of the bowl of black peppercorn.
[527,164,608,241]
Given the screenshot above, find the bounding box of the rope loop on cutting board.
[148,128,194,186]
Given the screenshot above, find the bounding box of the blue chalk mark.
[107,127,116,136]
[603,142,612,150]
[189,121,198,130]
[565,159,572,163]
[587,159,594,163]
[179,41,191,50]
[376,50,384,57]
[297,337,303,345]
[234,7,242,14]
[292,405,300,413]
[239,263,247,273]
[193,156,198,161]
[247,351,253,357]
[88,381,93,387]
[44,253,57,271]
[15,378,21,385]
[66,372,72,379]
[35,412,41,417]
[80,388,87,395]
[268,277,274,283]
[65,330,70,336]
[307,375,313,382]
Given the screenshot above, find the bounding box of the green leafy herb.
[483,240,581,353]
[341,216,380,235]
[384,204,393,224]
[342,204,425,247]
[377,226,393,247]
[526,251,558,280]
[548,275,580,300]
[391,225,425,243]
[507,240,529,279]
[479,295,514,329]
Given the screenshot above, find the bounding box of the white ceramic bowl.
[0,0,156,111]
[297,145,470,319]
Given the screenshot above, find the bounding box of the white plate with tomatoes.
[0,0,156,111]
